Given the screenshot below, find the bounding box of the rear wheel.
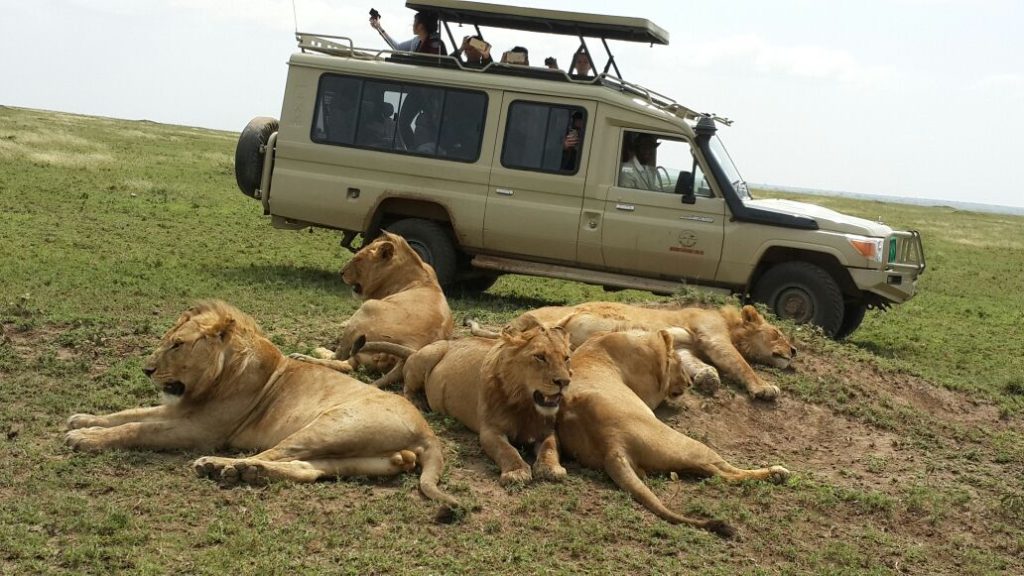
[833,303,868,340]
[234,117,278,198]
[752,261,845,337]
[385,218,458,289]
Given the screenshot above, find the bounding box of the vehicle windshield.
[708,135,750,200]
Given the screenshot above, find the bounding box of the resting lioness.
[292,231,453,383]
[359,315,573,486]
[65,301,460,515]
[472,302,795,400]
[556,329,791,537]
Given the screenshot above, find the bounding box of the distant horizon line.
[755,183,1024,217]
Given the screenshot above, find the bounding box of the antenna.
[291,0,299,34]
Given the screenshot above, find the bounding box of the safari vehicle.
[233,0,925,338]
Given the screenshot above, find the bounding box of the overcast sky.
[2,0,1022,209]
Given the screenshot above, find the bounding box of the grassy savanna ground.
[1,105,1022,574]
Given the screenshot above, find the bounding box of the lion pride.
[359,315,573,486]
[291,231,453,384]
[556,329,791,537]
[472,302,795,400]
[64,301,460,515]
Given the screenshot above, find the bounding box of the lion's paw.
[533,463,567,482]
[499,467,533,486]
[66,414,101,430]
[752,384,781,401]
[768,465,791,484]
[64,427,105,452]
[288,353,315,362]
[692,367,721,395]
[390,450,418,472]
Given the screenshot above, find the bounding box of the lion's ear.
[657,329,674,354]
[505,313,543,336]
[377,241,395,261]
[741,305,764,325]
[209,316,236,341]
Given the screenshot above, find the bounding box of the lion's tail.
[417,436,463,524]
[464,318,499,339]
[604,451,735,538]
[354,341,416,388]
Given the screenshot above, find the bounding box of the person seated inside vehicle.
[561,111,585,170]
[355,99,395,148]
[619,132,663,190]
[370,10,447,55]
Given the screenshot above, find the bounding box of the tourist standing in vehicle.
[460,35,493,66]
[369,10,446,55]
[571,47,594,77]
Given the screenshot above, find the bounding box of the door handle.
[496,188,514,196]
[615,203,635,212]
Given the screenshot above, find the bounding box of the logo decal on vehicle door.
[669,230,703,255]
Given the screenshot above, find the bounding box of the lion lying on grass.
[358,315,573,486]
[65,301,460,516]
[291,231,453,384]
[556,329,791,537]
[471,302,795,400]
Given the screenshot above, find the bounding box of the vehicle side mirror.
[675,171,695,204]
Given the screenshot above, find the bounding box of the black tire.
[386,219,458,289]
[833,303,867,340]
[752,261,845,337]
[234,116,279,198]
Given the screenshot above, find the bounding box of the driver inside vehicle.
[618,132,663,191]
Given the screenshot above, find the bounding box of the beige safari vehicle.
[234,0,925,338]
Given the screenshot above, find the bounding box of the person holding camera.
[460,35,493,66]
[369,9,446,55]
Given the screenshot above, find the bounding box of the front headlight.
[846,234,885,263]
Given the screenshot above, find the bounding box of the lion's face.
[341,231,429,299]
[500,316,573,417]
[142,310,235,405]
[734,305,796,369]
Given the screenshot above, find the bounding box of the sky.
[2,0,1022,209]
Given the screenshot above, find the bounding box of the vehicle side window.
[311,74,487,163]
[501,101,586,174]
[618,131,713,198]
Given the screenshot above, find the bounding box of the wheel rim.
[775,287,815,324]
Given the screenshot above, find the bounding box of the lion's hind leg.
[193,451,419,486]
[639,427,790,485]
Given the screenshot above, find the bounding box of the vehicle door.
[602,131,725,281]
[483,95,594,263]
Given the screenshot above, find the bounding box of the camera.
[369,8,380,19]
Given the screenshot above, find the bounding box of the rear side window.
[501,102,586,174]
[311,74,487,163]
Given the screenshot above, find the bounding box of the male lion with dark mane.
[358,315,573,486]
[65,301,460,515]
[472,302,795,400]
[557,329,791,537]
[291,231,453,384]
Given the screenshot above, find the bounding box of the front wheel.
[385,219,458,289]
[752,261,845,337]
[833,303,868,340]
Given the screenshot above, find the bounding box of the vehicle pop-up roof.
[406,0,667,78]
[294,0,731,125]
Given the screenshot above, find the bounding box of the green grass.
[1,105,1022,574]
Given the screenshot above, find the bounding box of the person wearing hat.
[619,132,662,190]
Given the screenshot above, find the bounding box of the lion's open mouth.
[162,381,185,396]
[532,390,563,408]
